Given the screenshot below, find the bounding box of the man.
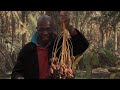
[11,11,89,79]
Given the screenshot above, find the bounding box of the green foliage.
[80,45,117,79]
[82,51,99,79]
[75,70,86,79]
[83,52,92,65]
[105,38,114,51]
[72,55,83,70]
[75,70,82,79]
[83,51,99,66]
[91,53,99,65]
[85,65,92,79]
[98,48,117,63]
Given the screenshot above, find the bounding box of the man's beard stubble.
[37,32,53,47]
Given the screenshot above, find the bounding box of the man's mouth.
[41,35,50,41]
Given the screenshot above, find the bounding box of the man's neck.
[37,41,50,48]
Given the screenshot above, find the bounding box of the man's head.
[37,15,53,30]
[36,15,53,47]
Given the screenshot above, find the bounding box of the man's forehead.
[37,15,51,25]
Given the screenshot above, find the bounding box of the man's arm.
[11,47,25,79]
[59,11,89,56]
[70,28,89,56]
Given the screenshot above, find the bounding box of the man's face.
[37,20,52,43]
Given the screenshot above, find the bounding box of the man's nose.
[42,30,49,35]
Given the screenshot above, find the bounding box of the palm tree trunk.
[103,32,107,47]
[21,11,27,47]
[114,28,118,51]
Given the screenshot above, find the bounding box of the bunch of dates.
[49,57,75,79]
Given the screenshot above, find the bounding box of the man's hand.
[60,11,70,30]
[59,11,77,36]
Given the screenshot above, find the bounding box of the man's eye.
[46,29,50,31]
[38,28,51,32]
[38,30,43,32]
